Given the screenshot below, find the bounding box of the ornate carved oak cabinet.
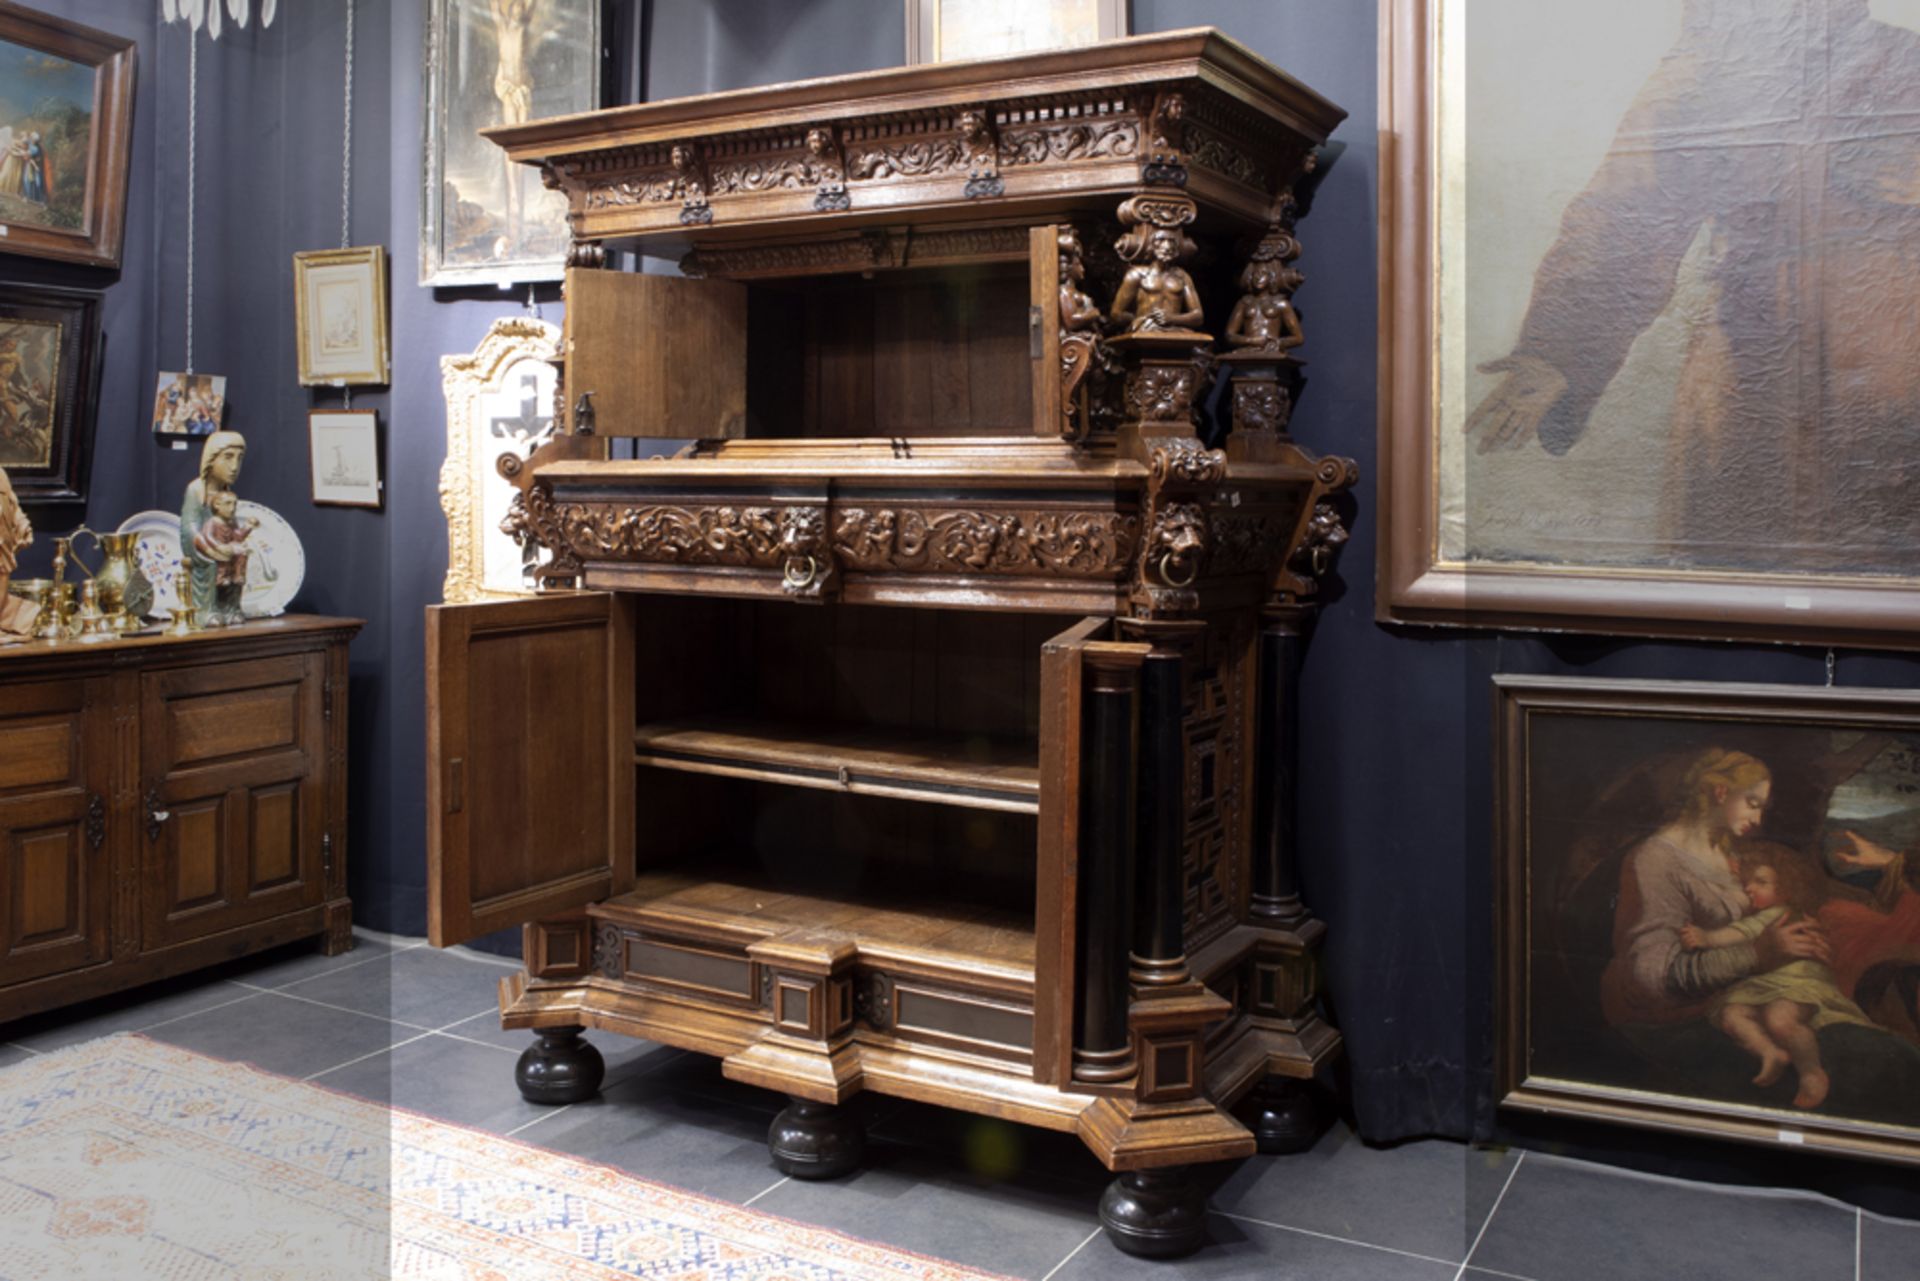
[426,30,1354,1258]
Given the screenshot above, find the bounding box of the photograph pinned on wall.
[293,246,390,386]
[307,409,381,509]
[150,371,227,438]
[1495,676,1920,1166]
[421,0,599,287]
[0,5,134,267]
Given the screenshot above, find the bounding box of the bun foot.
[768,1097,865,1180]
[514,1025,606,1105]
[1245,1076,1325,1155]
[1099,1166,1206,1259]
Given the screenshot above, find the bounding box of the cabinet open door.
[1033,616,1150,1086]
[564,267,748,437]
[426,592,635,947]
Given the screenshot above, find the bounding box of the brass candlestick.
[166,570,198,636]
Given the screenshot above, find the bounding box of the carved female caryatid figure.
[1109,226,1204,335]
[0,465,37,635]
[1226,259,1305,352]
[179,430,247,620]
[1058,228,1103,439]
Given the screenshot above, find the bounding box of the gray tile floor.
[3,927,1915,1281]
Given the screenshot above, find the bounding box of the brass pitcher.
[69,527,153,631]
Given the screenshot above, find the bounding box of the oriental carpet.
[0,1034,1012,1280]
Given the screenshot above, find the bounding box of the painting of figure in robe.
[0,39,92,234]
[1440,0,1920,580]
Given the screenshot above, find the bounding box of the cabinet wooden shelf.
[429,29,1357,1259]
[633,717,1039,813]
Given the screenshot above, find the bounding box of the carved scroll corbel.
[1143,90,1188,186]
[1272,455,1359,605]
[807,126,850,212]
[500,480,582,588]
[958,109,1003,199]
[672,143,712,225]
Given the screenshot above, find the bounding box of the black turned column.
[514,1025,606,1104]
[1074,658,1139,1084]
[1131,644,1189,987]
[1251,607,1308,926]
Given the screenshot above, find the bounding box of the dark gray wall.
[32,0,1917,1212]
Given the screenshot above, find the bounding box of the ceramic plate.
[117,501,305,618]
[115,510,184,618]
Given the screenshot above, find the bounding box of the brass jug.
[70,528,153,631]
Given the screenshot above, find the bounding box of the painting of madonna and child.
[1505,681,1920,1153]
[0,37,91,234]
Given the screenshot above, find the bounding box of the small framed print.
[293,245,390,386]
[906,0,1127,64]
[150,371,227,438]
[308,409,381,509]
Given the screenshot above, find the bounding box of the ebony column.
[1251,605,1308,927]
[1074,657,1139,1084]
[1131,642,1189,987]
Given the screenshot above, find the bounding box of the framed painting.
[438,316,558,601]
[0,282,101,506]
[905,0,1127,64]
[1380,0,1920,648]
[0,2,134,268]
[149,371,226,438]
[1496,675,1920,1166]
[420,0,599,287]
[308,409,381,509]
[293,246,390,386]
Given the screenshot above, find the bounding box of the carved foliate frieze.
[681,230,898,279]
[1002,118,1139,167]
[583,172,678,209]
[1185,124,1263,188]
[832,507,1140,578]
[845,129,967,181]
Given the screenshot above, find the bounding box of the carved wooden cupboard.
[0,618,360,1023]
[426,31,1353,1258]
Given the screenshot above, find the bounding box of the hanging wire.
[340,0,354,250]
[184,31,198,374]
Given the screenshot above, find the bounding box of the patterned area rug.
[0,1034,1011,1280]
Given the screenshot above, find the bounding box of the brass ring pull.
[1157,551,1198,588]
[783,554,819,590]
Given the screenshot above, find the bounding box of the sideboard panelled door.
[1029,224,1064,438]
[138,654,328,950]
[426,592,637,948]
[0,678,113,987]
[563,268,748,437]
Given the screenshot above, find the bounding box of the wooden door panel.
[0,679,111,987]
[140,655,324,949]
[427,593,635,947]
[564,268,747,437]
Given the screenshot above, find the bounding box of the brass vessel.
[67,527,153,632]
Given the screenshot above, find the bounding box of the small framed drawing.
[0,4,135,267]
[906,0,1127,64]
[150,371,227,438]
[1496,676,1920,1166]
[293,246,390,386]
[308,409,382,509]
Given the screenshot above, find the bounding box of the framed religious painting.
[905,0,1127,63]
[1380,0,1920,647]
[438,316,559,601]
[1495,675,1920,1166]
[0,3,134,268]
[0,282,101,506]
[420,0,599,287]
[293,246,390,386]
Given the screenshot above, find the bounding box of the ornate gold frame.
[905,0,1128,65]
[292,245,391,386]
[438,316,559,603]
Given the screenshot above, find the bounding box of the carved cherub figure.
[1110,227,1204,335]
[1226,259,1306,352]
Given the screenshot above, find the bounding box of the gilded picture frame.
[1496,675,1920,1167]
[293,246,390,387]
[438,316,558,602]
[905,0,1127,65]
[420,0,600,288]
[0,280,100,506]
[0,2,134,268]
[1378,0,1920,649]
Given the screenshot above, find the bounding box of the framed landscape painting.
[0,3,134,268]
[0,282,101,506]
[1380,0,1920,647]
[420,0,599,287]
[1496,676,1920,1166]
